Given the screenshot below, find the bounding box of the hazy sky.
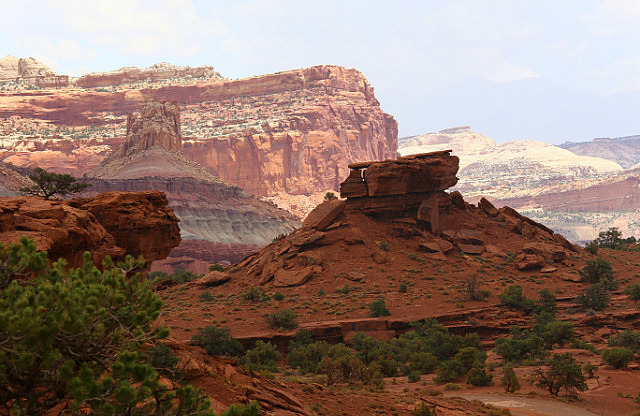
[1,0,639,143]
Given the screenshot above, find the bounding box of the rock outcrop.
[0,64,397,216]
[0,55,69,87]
[0,191,179,267]
[75,63,224,88]
[84,101,297,268]
[230,150,576,289]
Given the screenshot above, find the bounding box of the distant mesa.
[0,55,69,87]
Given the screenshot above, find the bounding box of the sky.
[1,0,640,143]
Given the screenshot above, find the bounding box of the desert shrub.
[0,238,213,415]
[408,370,421,383]
[336,284,352,294]
[399,283,408,293]
[191,326,244,357]
[222,401,261,416]
[378,239,390,251]
[369,298,391,317]
[288,340,332,374]
[576,282,610,311]
[240,340,281,372]
[19,167,91,199]
[584,240,599,255]
[608,330,640,358]
[502,364,520,392]
[209,264,225,272]
[434,358,466,383]
[321,354,369,385]
[579,258,616,289]
[149,342,179,376]
[540,320,575,349]
[624,283,640,301]
[582,363,599,379]
[150,268,200,285]
[199,291,214,302]
[273,292,285,301]
[534,353,587,396]
[466,363,493,387]
[494,326,545,363]
[243,286,271,302]
[407,352,439,374]
[594,227,623,249]
[601,347,634,369]
[535,289,558,315]
[412,402,436,416]
[324,191,337,200]
[266,308,298,330]
[499,285,534,310]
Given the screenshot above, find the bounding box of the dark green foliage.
[240,341,281,372]
[266,308,298,330]
[495,326,545,363]
[579,258,616,289]
[594,227,624,249]
[413,402,436,416]
[584,240,599,255]
[534,353,587,396]
[209,264,225,272]
[199,291,214,302]
[192,326,244,357]
[576,282,610,311]
[324,192,337,200]
[408,370,421,383]
[0,240,213,415]
[222,401,261,416]
[289,340,332,374]
[502,364,520,392]
[466,364,493,386]
[369,298,391,317]
[243,286,271,302]
[608,330,640,359]
[19,167,91,199]
[434,359,466,383]
[624,283,640,301]
[149,342,179,376]
[399,283,408,293]
[535,289,558,315]
[582,363,598,379]
[499,285,534,310]
[540,320,575,349]
[273,292,285,301]
[336,284,352,294]
[601,348,634,369]
[150,268,199,285]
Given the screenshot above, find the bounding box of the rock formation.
[75,63,224,88]
[0,191,179,267]
[84,100,297,269]
[230,150,576,289]
[0,64,397,216]
[0,55,69,87]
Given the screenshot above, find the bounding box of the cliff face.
[0,65,397,213]
[0,55,69,87]
[0,191,179,267]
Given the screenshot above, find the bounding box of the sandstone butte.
[0,64,398,216]
[83,100,297,271]
[0,190,180,268]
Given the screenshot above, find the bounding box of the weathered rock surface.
[0,191,179,267]
[84,101,297,268]
[75,62,224,88]
[0,65,397,217]
[0,55,69,87]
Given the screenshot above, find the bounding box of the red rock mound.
[0,191,180,267]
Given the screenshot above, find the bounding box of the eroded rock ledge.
[0,191,180,267]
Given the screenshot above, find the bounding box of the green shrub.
[608,330,640,358]
[243,286,271,302]
[336,284,352,294]
[576,282,610,311]
[240,340,281,372]
[408,370,421,383]
[466,364,493,387]
[378,239,390,251]
[266,309,298,330]
[399,283,408,293]
[540,320,575,349]
[494,327,545,363]
[412,402,436,416]
[19,167,91,199]
[434,359,466,383]
[535,289,558,315]
[534,353,587,396]
[502,364,520,392]
[369,298,391,317]
[222,401,261,416]
[209,264,225,272]
[150,268,200,285]
[192,326,244,357]
[601,348,634,369]
[149,343,179,376]
[582,363,598,379]
[499,285,534,310]
[273,292,285,301]
[199,291,214,302]
[624,283,640,301]
[579,258,616,289]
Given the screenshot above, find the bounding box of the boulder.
[449,191,466,210]
[372,250,388,264]
[302,199,346,231]
[515,254,545,270]
[418,241,441,253]
[273,265,321,287]
[195,271,231,286]
[417,194,440,232]
[523,242,567,262]
[478,197,499,217]
[455,229,484,245]
[290,229,325,247]
[457,243,485,255]
[362,151,459,197]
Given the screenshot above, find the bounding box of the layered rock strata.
[75,63,224,88]
[0,55,69,87]
[85,101,297,268]
[0,65,397,214]
[229,150,576,289]
[0,191,179,267]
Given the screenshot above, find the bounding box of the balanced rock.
[302,199,346,231]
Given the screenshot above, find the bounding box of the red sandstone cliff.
[0,65,397,214]
[0,191,180,267]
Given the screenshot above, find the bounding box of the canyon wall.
[0,65,398,213]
